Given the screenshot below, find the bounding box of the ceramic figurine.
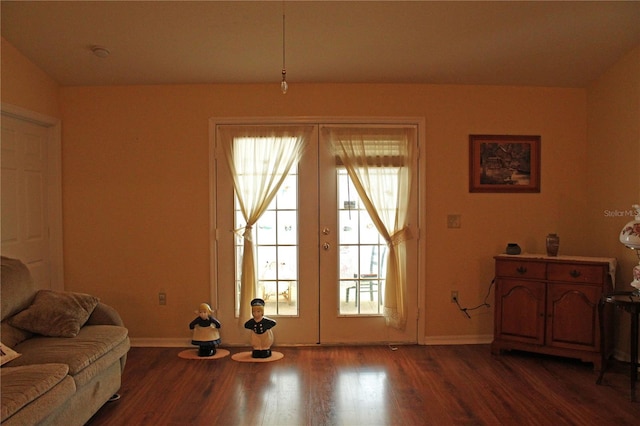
[189,303,221,357]
[244,298,277,358]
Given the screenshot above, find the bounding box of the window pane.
[278,246,297,280]
[234,157,299,317]
[339,245,358,279]
[338,172,357,210]
[337,169,386,315]
[257,210,277,245]
[277,175,297,209]
[278,210,297,245]
[359,214,379,244]
[339,210,359,245]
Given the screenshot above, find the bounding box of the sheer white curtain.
[218,125,311,324]
[326,126,416,330]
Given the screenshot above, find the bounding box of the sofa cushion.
[1,363,75,423]
[0,342,21,366]
[10,325,129,378]
[0,321,33,349]
[0,257,36,321]
[9,290,99,337]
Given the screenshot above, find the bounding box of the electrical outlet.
[159,292,166,305]
[451,291,458,303]
[447,214,461,228]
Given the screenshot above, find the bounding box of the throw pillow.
[8,290,100,338]
[0,321,33,348]
[0,342,21,365]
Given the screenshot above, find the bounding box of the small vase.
[505,243,521,255]
[546,233,559,257]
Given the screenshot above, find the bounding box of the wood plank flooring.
[87,345,640,426]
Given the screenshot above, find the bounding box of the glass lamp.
[619,204,640,295]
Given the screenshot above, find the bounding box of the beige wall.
[3,36,638,346]
[57,84,589,342]
[587,45,640,269]
[587,45,640,357]
[1,37,60,117]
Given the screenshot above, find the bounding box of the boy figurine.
[189,303,221,357]
[244,298,277,358]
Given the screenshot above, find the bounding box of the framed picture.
[469,134,541,193]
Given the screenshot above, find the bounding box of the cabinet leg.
[596,356,608,385]
[596,297,607,384]
[630,313,638,401]
[490,343,505,356]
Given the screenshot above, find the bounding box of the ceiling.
[2,1,639,88]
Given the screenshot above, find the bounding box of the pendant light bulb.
[281,69,288,94]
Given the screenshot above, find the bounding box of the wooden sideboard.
[492,254,616,369]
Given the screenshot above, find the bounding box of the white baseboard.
[131,336,494,348]
[130,338,191,348]
[130,338,260,348]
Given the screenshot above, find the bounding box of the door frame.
[1,103,64,290]
[208,116,427,344]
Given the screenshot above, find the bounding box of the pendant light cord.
[282,1,286,72]
[280,1,288,93]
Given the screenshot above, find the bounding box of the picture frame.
[469,134,541,193]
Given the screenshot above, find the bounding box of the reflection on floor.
[87,345,640,426]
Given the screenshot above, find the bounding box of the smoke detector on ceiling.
[91,45,110,58]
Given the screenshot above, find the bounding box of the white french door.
[211,119,419,346]
[318,125,419,344]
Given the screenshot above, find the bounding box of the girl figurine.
[244,298,277,358]
[189,303,221,357]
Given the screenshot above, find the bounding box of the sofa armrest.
[86,302,125,327]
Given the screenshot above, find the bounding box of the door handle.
[322,242,330,251]
[322,227,330,235]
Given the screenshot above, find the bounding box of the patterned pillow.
[8,290,99,337]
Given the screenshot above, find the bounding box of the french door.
[211,119,419,346]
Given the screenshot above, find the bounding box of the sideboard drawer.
[495,259,546,280]
[547,263,605,284]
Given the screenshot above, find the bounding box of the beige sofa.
[1,256,130,425]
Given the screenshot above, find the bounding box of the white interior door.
[1,114,51,289]
[212,120,419,346]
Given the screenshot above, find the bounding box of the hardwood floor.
[87,345,640,426]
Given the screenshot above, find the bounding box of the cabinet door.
[546,283,601,351]
[495,279,546,345]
